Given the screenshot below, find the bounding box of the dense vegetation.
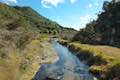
[0,2,77,80]
[0,2,77,39]
[66,0,120,79]
[0,2,77,54]
[73,0,120,47]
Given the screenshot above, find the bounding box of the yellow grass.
[0,38,58,80]
[67,42,120,74]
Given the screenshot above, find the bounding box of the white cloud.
[41,0,78,8]
[9,0,17,3]
[1,0,18,4]
[94,3,99,7]
[6,0,17,4]
[70,0,77,4]
[41,0,64,8]
[88,3,93,8]
[80,14,91,25]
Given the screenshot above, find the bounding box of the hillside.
[73,0,120,47]
[0,2,77,80]
[70,0,120,79]
[0,2,77,38]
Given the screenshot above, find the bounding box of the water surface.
[34,42,96,80]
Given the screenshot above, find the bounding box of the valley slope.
[0,3,77,80]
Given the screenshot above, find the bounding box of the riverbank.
[20,40,58,80]
[59,40,120,80]
[34,41,97,80]
[0,39,58,80]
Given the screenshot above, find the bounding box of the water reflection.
[34,42,96,80]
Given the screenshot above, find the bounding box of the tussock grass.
[60,41,120,79]
[0,36,57,80]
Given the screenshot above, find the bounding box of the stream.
[34,41,97,80]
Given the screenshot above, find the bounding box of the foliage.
[73,0,120,47]
[0,2,77,80]
[63,41,120,79]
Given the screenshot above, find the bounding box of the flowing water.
[34,42,97,80]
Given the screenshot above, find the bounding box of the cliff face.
[73,0,120,47]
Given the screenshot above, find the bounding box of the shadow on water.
[34,41,97,80]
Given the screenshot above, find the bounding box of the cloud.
[70,0,77,4]
[80,14,91,25]
[41,0,64,8]
[88,2,99,8]
[88,3,93,8]
[9,0,17,3]
[41,0,78,8]
[95,3,99,7]
[6,0,17,4]
[0,0,17,4]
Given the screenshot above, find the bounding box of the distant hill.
[0,2,77,39]
[73,0,120,47]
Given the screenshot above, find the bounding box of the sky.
[0,0,111,30]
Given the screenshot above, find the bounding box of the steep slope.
[15,6,77,39]
[0,2,76,80]
[71,1,120,79]
[73,0,120,47]
[0,2,77,37]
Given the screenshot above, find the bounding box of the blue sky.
[0,0,111,30]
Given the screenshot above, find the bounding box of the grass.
[19,37,57,80]
[60,40,120,79]
[71,42,120,65]
[0,34,58,80]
